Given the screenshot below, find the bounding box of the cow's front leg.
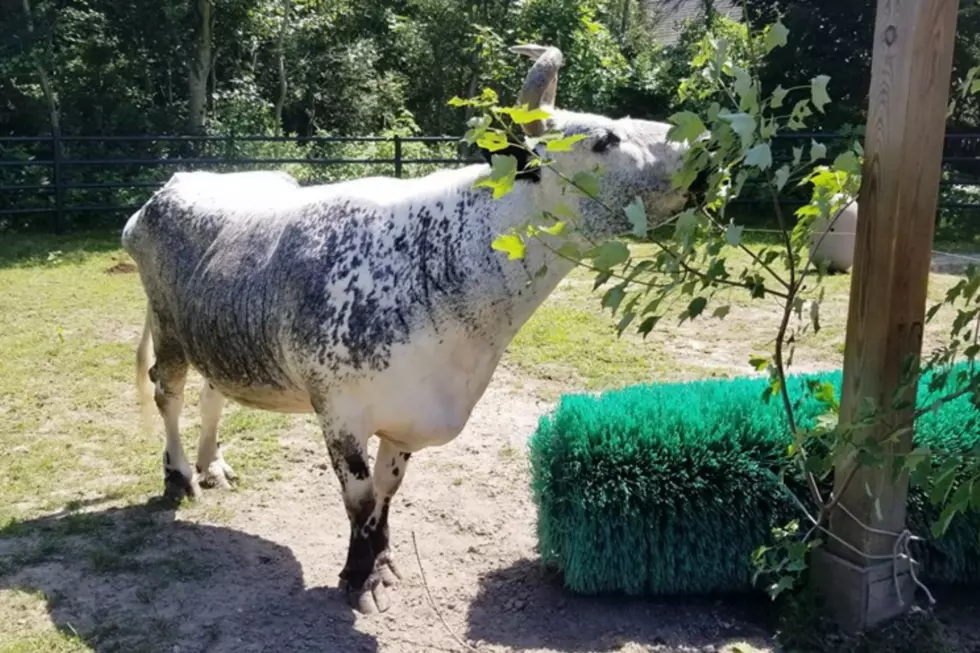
[318,417,391,614]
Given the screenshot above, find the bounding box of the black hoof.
[164,467,200,503]
[340,574,390,615]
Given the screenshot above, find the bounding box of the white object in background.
[810,201,858,273]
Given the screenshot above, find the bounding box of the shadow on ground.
[0,499,376,653]
[464,558,776,652]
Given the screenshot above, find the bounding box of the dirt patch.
[2,366,977,653]
[105,261,137,275]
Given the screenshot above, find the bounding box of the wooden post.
[811,0,960,633]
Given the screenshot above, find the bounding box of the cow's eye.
[592,130,621,153]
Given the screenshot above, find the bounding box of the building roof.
[645,0,742,46]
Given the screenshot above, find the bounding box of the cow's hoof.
[164,467,201,502]
[376,553,402,588]
[198,458,237,490]
[344,576,391,615]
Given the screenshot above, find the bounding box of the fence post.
[52,126,64,234]
[393,135,403,179]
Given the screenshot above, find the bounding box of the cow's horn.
[511,44,563,137]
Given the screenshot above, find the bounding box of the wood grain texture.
[830,0,960,564]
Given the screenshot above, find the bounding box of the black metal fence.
[0,133,481,233]
[2,131,979,236]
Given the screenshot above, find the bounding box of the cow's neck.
[456,174,584,339]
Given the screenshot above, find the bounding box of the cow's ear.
[478,135,541,183]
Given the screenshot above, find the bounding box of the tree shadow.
[464,558,776,652]
[0,499,378,653]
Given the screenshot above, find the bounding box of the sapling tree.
[452,16,980,602]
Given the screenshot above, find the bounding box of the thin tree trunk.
[620,0,630,39]
[187,0,212,133]
[21,0,60,134]
[703,0,716,27]
[209,46,220,113]
[273,0,291,134]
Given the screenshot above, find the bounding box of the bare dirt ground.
[3,365,785,653]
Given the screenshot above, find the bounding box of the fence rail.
[2,131,979,233]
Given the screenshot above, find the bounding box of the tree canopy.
[1,0,978,138]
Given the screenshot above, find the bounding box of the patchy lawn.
[0,230,976,653]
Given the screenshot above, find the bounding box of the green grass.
[0,631,92,653]
[504,238,962,398]
[0,231,294,526]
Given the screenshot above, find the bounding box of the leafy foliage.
[462,11,980,605]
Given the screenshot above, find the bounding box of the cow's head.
[508,44,694,239]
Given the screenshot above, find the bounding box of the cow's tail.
[135,307,157,436]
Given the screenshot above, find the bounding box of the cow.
[122,44,693,614]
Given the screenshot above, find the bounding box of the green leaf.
[462,115,492,144]
[556,242,581,261]
[712,305,731,319]
[474,154,518,199]
[637,315,661,337]
[592,270,613,290]
[686,297,708,319]
[971,480,980,510]
[774,165,791,191]
[501,105,551,125]
[833,150,862,176]
[572,170,601,198]
[616,311,636,335]
[933,501,959,539]
[477,131,510,152]
[731,66,757,111]
[788,100,813,130]
[719,111,756,148]
[765,22,789,53]
[666,111,707,144]
[624,196,647,238]
[792,146,803,166]
[771,84,788,109]
[931,458,961,506]
[539,221,566,237]
[673,209,699,241]
[602,285,626,313]
[725,222,744,246]
[811,75,831,113]
[950,479,974,514]
[810,140,827,162]
[814,381,837,407]
[592,240,630,271]
[760,116,777,140]
[491,233,525,260]
[545,134,588,152]
[745,143,773,170]
[749,354,770,371]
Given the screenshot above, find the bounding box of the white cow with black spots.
[122,44,693,614]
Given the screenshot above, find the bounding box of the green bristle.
[528,363,980,596]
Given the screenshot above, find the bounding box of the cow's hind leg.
[317,413,392,614]
[195,382,237,489]
[369,438,412,588]
[150,349,200,502]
